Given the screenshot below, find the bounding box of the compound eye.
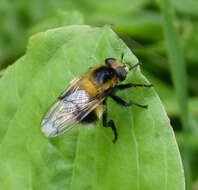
[105,58,116,66]
[115,66,127,81]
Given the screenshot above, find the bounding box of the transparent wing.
[58,78,80,99]
[41,87,106,138]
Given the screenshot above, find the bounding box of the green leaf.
[0,56,26,140]
[157,0,191,189]
[0,25,184,190]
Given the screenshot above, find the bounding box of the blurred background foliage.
[0,0,197,189]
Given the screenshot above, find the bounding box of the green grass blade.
[158,0,189,131]
[157,0,190,189]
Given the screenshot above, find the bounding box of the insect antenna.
[129,61,142,71]
[120,53,141,71]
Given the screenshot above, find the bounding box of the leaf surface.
[0,25,185,190]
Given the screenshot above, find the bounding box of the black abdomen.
[80,111,98,123]
[94,66,115,84]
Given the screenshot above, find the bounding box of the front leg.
[110,94,148,109]
[102,101,118,143]
[116,83,152,90]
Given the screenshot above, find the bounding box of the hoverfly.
[41,55,152,143]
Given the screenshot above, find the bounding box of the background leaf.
[0,25,184,190]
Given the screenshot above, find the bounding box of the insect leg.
[116,83,152,90]
[102,102,118,143]
[110,94,148,108]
